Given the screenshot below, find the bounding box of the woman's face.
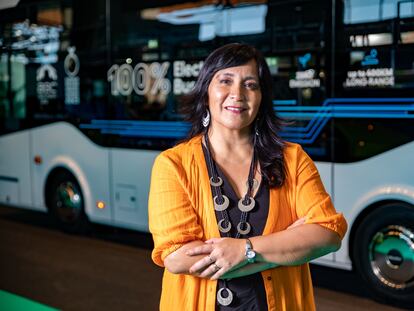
[207,59,262,135]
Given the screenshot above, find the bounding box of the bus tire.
[352,203,414,308]
[46,170,89,234]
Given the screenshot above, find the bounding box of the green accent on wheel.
[0,290,57,311]
[373,236,414,262]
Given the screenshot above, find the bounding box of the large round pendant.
[217,287,233,306]
[238,196,255,212]
[218,219,231,233]
[210,176,223,187]
[237,221,251,235]
[213,195,229,211]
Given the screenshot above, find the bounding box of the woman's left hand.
[186,238,246,280]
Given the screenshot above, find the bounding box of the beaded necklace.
[203,133,258,306]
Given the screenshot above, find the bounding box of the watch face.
[247,250,256,259]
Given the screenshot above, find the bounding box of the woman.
[148,43,347,311]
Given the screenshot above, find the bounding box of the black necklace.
[203,133,258,306]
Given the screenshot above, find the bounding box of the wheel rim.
[53,181,82,224]
[369,225,414,289]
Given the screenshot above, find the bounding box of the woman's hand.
[186,238,246,280]
[184,217,307,279]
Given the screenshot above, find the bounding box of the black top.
[202,144,270,311]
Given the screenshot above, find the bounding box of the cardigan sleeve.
[293,146,348,239]
[148,152,204,267]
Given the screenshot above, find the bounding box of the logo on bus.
[64,47,80,105]
[36,64,58,105]
[289,53,321,89]
[344,49,394,88]
[361,49,379,66]
[298,53,311,69]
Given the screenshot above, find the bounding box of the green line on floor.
[0,290,58,311]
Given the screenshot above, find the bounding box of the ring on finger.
[213,263,220,271]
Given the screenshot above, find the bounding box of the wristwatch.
[245,238,256,263]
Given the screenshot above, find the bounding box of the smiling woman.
[148,43,347,311]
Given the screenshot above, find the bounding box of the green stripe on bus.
[0,290,58,311]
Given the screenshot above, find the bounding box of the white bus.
[0,0,413,307]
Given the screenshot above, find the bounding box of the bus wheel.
[352,203,414,308]
[46,170,88,233]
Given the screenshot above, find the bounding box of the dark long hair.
[181,43,286,187]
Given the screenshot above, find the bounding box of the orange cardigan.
[148,136,347,311]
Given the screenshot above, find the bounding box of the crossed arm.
[151,148,345,280]
[164,219,341,280]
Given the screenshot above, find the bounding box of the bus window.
[267,0,332,161]
[333,0,414,162]
[69,0,109,121]
[0,54,12,120]
[0,0,113,129]
[344,0,414,24]
[338,0,414,97]
[0,29,28,129]
[101,1,273,149]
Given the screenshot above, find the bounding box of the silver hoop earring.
[254,118,259,136]
[202,110,210,128]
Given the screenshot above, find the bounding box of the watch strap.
[246,238,253,252]
[245,238,256,263]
